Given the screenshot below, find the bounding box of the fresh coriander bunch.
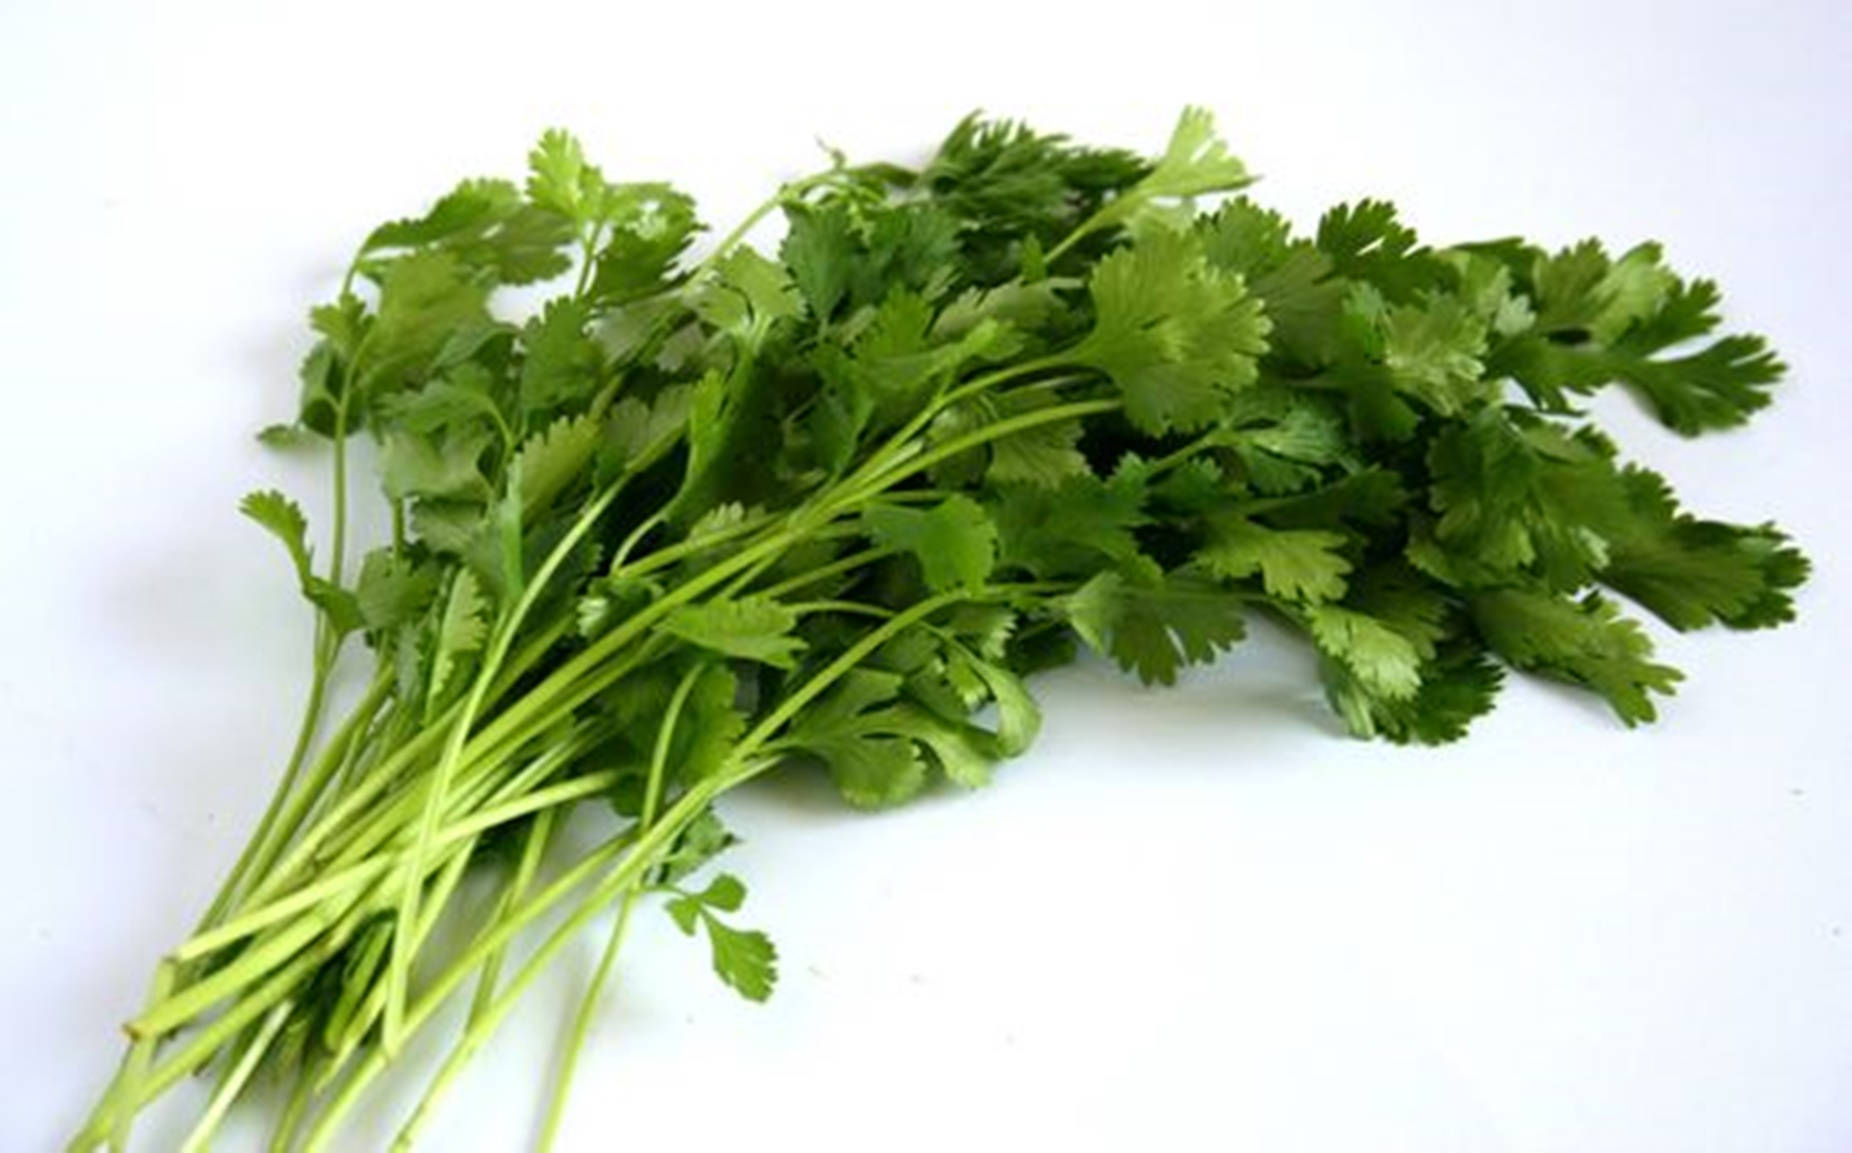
[75,108,1807,1151]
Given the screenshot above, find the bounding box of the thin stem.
[535,666,698,1151]
[838,398,1124,508]
[790,599,892,619]
[102,898,372,1129]
[195,668,331,933]
[610,508,668,571]
[388,483,625,1048]
[469,807,556,1026]
[572,223,603,300]
[690,171,833,281]
[227,673,394,919]
[295,824,679,1151]
[268,1045,322,1153]
[169,763,555,968]
[1145,428,1229,478]
[132,889,362,1039]
[82,959,172,1153]
[178,1000,293,1153]
[754,545,896,601]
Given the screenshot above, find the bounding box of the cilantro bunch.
[74,109,1807,1151]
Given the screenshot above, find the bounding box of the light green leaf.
[1074,228,1271,435]
[864,495,998,592]
[1305,604,1422,700]
[429,569,491,707]
[663,595,805,668]
[1203,518,1352,603]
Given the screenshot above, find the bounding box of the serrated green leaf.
[1470,588,1682,725]
[429,569,491,708]
[1202,518,1352,603]
[663,595,804,668]
[589,182,701,306]
[865,495,998,592]
[1074,228,1270,435]
[513,414,599,517]
[1305,604,1422,700]
[519,297,602,415]
[354,549,440,632]
[240,490,313,586]
[703,918,777,1002]
[1066,568,1248,686]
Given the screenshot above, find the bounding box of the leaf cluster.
[79,108,1807,1152]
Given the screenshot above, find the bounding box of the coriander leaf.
[310,293,370,361]
[654,809,740,885]
[377,374,508,439]
[519,298,602,416]
[693,248,801,349]
[1420,410,1630,590]
[663,595,805,668]
[512,414,599,517]
[922,112,1150,281]
[1070,107,1251,245]
[599,381,693,481]
[256,423,311,449]
[365,178,521,252]
[864,495,998,592]
[588,183,701,306]
[673,664,748,781]
[526,128,610,228]
[848,202,963,306]
[1202,517,1352,603]
[927,388,1092,490]
[816,290,1010,436]
[783,669,1001,802]
[354,549,439,632]
[664,874,777,1002]
[1305,604,1422,700]
[1612,330,1783,435]
[1199,200,1347,367]
[363,250,494,399]
[1470,588,1682,725]
[692,872,746,913]
[239,490,363,632]
[1073,227,1270,435]
[932,279,1068,349]
[702,918,777,1003]
[786,670,926,807]
[1491,261,1784,434]
[240,490,314,587]
[1197,196,1292,276]
[1322,641,1503,744]
[1261,468,1409,531]
[361,176,575,285]
[429,569,491,709]
[1596,466,1809,631]
[1315,200,1450,301]
[780,203,858,321]
[950,646,1041,756]
[1065,567,1247,686]
[1380,296,1491,416]
[993,468,1148,579]
[381,427,495,504]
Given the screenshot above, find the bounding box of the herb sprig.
[74,109,1807,1151]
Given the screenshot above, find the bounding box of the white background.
[4,1,1849,1150]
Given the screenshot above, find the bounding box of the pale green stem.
[177,999,293,1153]
[386,481,625,1050]
[534,666,698,1152]
[469,807,557,1027]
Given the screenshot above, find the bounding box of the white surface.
[3,1,1850,1150]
